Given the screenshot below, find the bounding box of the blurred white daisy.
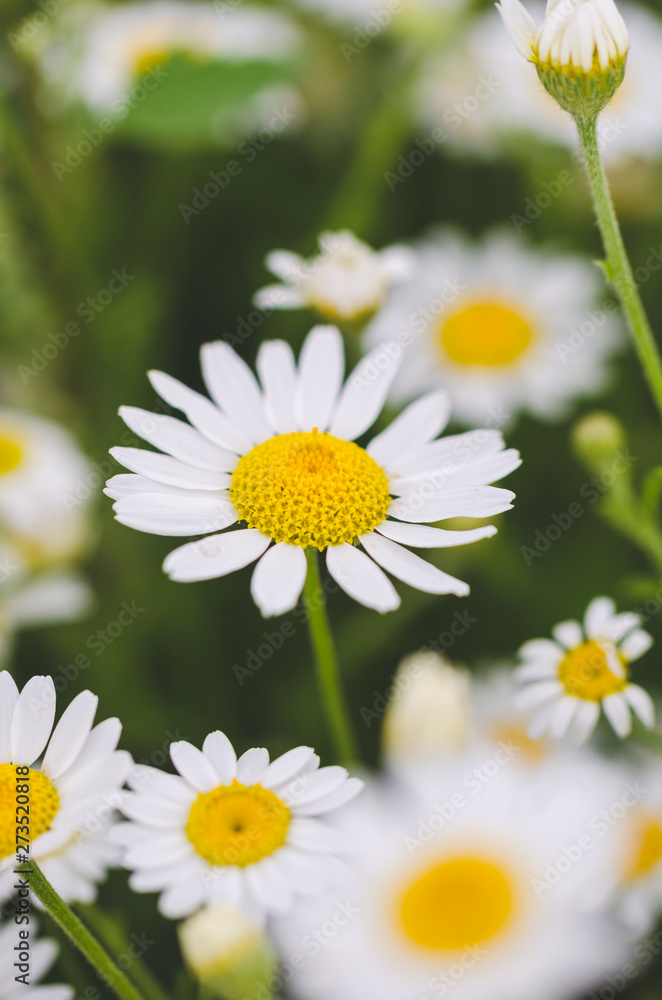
[113,732,363,920]
[0,921,72,1000]
[0,411,93,570]
[0,673,132,905]
[105,325,520,616]
[0,540,92,664]
[291,0,466,32]
[471,668,555,764]
[515,596,654,744]
[364,230,621,426]
[254,230,414,323]
[615,760,662,932]
[272,757,633,1000]
[416,4,662,167]
[37,0,300,112]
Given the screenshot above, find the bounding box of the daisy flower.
[0,411,93,570]
[515,596,655,744]
[363,229,622,426]
[105,325,521,615]
[615,759,662,932]
[417,4,662,168]
[0,921,72,1000]
[254,230,414,323]
[271,756,633,1000]
[113,732,363,920]
[0,673,133,905]
[37,0,300,112]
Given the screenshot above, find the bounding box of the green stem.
[576,115,662,422]
[80,903,172,1000]
[19,862,148,1000]
[303,549,358,765]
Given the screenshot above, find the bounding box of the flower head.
[114,733,363,920]
[254,231,414,323]
[0,673,132,905]
[498,0,629,116]
[0,921,72,1000]
[106,325,520,616]
[515,596,655,743]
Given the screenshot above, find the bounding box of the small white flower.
[0,921,72,1000]
[113,733,363,920]
[498,0,629,70]
[106,325,520,616]
[364,229,621,427]
[0,411,93,570]
[37,0,300,112]
[0,673,133,905]
[272,756,634,1000]
[515,596,655,744]
[382,651,472,763]
[254,231,414,323]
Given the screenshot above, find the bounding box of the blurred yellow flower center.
[133,47,173,77]
[0,434,23,476]
[399,856,515,950]
[0,765,60,862]
[185,781,290,867]
[626,816,662,880]
[558,640,627,701]
[491,724,546,763]
[230,430,391,549]
[439,301,534,367]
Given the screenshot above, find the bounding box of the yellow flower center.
[490,724,547,763]
[558,640,627,701]
[626,816,662,880]
[185,781,290,867]
[230,430,391,549]
[0,433,23,476]
[133,47,174,78]
[438,301,534,367]
[0,764,60,862]
[398,856,515,951]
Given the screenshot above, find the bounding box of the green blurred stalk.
[81,903,173,1000]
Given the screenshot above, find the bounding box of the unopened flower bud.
[572,411,627,472]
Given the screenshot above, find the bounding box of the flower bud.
[178,904,277,1000]
[382,651,472,761]
[498,0,629,118]
[572,411,627,472]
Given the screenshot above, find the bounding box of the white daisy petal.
[118,406,236,471]
[110,447,231,491]
[623,684,655,728]
[360,531,469,596]
[202,731,238,784]
[514,662,558,681]
[329,341,402,442]
[287,816,348,852]
[10,675,56,765]
[619,629,654,661]
[170,741,220,792]
[295,325,344,433]
[113,492,238,537]
[602,692,632,737]
[375,521,497,548]
[265,249,305,282]
[254,285,305,310]
[295,776,364,815]
[159,877,207,919]
[250,542,307,617]
[121,794,191,828]
[326,543,400,613]
[163,529,271,583]
[128,765,196,806]
[550,695,580,739]
[570,700,601,745]
[245,857,293,914]
[367,392,452,468]
[552,620,584,650]
[42,690,98,780]
[148,370,252,454]
[237,747,270,785]
[263,747,317,790]
[518,638,564,665]
[389,485,515,523]
[256,340,299,434]
[200,341,272,445]
[584,596,616,638]
[515,680,564,710]
[0,671,19,763]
